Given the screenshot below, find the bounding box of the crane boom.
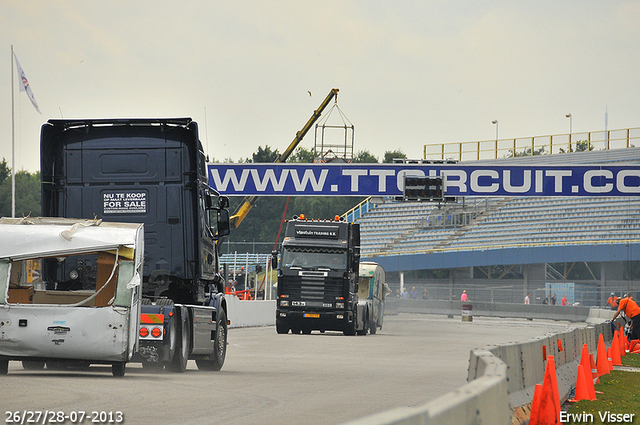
[230,88,339,229]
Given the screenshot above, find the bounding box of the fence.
[423,126,640,162]
[390,281,640,307]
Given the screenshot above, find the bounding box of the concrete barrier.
[385,298,591,322]
[343,304,618,425]
[226,296,275,328]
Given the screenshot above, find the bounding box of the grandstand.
[358,147,640,306]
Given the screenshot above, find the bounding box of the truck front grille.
[282,276,343,301]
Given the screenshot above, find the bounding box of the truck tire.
[0,358,8,375]
[344,310,357,336]
[195,308,227,371]
[369,321,377,335]
[168,308,190,373]
[275,319,289,334]
[112,363,126,377]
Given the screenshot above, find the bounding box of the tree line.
[0,158,41,218]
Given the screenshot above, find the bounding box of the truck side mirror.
[271,250,278,269]
[217,209,230,237]
[219,196,230,209]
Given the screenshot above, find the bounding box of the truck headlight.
[280,300,289,307]
[336,302,344,309]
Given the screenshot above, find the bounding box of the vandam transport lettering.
[208,164,640,197]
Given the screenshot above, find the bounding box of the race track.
[3,314,573,425]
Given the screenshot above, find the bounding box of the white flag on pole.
[13,51,42,114]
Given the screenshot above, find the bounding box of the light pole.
[566,113,572,152]
[492,120,498,158]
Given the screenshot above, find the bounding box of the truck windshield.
[282,247,347,270]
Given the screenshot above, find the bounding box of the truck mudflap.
[276,309,356,333]
[0,305,132,362]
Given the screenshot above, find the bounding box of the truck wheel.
[22,360,45,370]
[0,358,8,375]
[369,321,377,335]
[112,363,126,377]
[195,308,227,371]
[344,311,357,336]
[168,308,190,373]
[276,319,289,334]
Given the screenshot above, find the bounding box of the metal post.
[492,120,498,158]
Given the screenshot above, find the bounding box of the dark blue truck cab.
[40,118,231,371]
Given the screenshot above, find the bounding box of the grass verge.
[564,353,640,424]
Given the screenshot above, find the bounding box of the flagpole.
[10,45,15,218]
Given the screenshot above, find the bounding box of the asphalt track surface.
[2,314,574,425]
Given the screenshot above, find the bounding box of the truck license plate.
[304,313,320,318]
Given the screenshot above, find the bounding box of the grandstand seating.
[358,196,640,256]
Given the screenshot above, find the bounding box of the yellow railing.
[341,196,372,222]
[423,127,640,162]
[363,238,640,258]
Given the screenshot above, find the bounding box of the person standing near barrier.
[607,292,619,310]
[460,290,467,301]
[550,293,557,305]
[422,288,429,299]
[410,286,418,299]
[561,294,567,306]
[524,294,530,305]
[612,296,640,341]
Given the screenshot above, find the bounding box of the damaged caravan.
[0,217,143,377]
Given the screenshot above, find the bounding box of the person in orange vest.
[561,294,567,306]
[606,292,619,310]
[612,296,640,341]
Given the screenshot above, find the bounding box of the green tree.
[353,150,378,163]
[383,150,407,163]
[0,170,41,218]
[287,147,315,163]
[0,158,9,184]
[252,145,279,163]
[508,146,545,157]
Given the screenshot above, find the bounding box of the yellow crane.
[229,88,339,229]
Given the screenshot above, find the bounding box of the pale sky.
[2,1,640,172]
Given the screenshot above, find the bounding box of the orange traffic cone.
[533,355,562,425]
[619,329,626,356]
[570,364,595,402]
[579,344,597,399]
[607,346,613,369]
[630,339,640,353]
[589,354,600,384]
[612,331,622,366]
[528,384,542,425]
[596,334,610,376]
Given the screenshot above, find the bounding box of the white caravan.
[0,217,143,376]
[357,262,389,334]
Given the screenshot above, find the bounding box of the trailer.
[357,262,389,335]
[0,217,144,377]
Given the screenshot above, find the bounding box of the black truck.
[40,118,231,372]
[273,215,367,335]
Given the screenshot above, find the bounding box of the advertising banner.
[208,163,640,197]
